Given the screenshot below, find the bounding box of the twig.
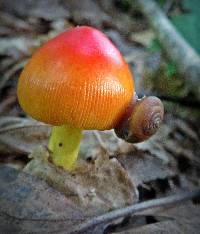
[137,92,200,108]
[93,130,111,154]
[0,59,27,92]
[0,95,17,115]
[0,189,199,233]
[135,0,200,101]
[163,0,174,14]
[156,94,200,108]
[69,188,200,234]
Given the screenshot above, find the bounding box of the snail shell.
[114,96,164,143]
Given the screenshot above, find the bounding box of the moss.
[142,54,189,98]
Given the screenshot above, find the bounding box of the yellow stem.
[48,125,82,171]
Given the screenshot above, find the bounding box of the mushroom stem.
[48,125,82,171]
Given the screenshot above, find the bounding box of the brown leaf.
[63,0,110,28]
[0,117,133,158]
[0,59,27,91]
[118,151,176,187]
[114,202,200,234]
[0,117,50,155]
[0,37,39,57]
[80,130,134,160]
[24,146,138,215]
[0,165,87,233]
[0,0,69,20]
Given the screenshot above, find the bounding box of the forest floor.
[0,0,199,233]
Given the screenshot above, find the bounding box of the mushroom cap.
[17,26,134,130]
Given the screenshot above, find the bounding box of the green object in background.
[166,62,177,78]
[148,38,162,52]
[171,0,200,55]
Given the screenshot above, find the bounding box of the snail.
[114,96,164,143]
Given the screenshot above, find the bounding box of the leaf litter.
[0,0,199,233]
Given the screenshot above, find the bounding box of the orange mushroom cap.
[17,26,134,130]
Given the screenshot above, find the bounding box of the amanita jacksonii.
[17,26,164,171]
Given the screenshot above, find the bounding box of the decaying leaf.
[134,124,172,163]
[24,146,138,215]
[80,130,135,160]
[0,37,39,57]
[0,117,135,157]
[0,0,69,20]
[0,117,50,155]
[116,202,200,234]
[0,165,87,233]
[0,0,200,233]
[118,151,176,187]
[0,117,179,189]
[2,164,198,234]
[0,59,27,92]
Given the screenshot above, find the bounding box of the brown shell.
[114,96,164,143]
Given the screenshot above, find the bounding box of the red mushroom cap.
[17,26,134,129]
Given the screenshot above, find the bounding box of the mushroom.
[17,26,163,171]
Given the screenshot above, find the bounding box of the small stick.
[135,0,200,100]
[0,59,27,92]
[69,189,200,234]
[93,130,111,154]
[0,189,199,233]
[137,92,200,108]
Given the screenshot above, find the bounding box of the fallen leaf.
[131,29,155,47]
[0,165,87,233]
[24,146,138,215]
[0,117,135,158]
[0,37,39,57]
[115,202,200,234]
[0,117,50,155]
[63,0,110,28]
[118,151,176,187]
[80,130,134,160]
[0,0,69,20]
[0,59,27,92]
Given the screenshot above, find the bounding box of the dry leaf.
[0,117,50,155]
[0,117,135,158]
[24,146,138,215]
[131,29,155,47]
[81,130,134,160]
[118,152,176,187]
[115,202,200,234]
[0,0,69,20]
[0,165,87,233]
[0,37,39,57]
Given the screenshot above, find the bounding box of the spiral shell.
[114,96,164,143]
